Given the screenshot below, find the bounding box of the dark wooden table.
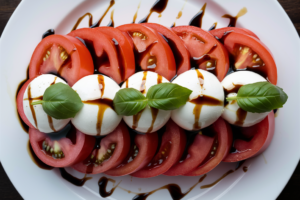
[0,0,299,199]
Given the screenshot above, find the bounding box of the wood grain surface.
[0,0,299,199]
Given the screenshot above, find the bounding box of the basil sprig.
[31,82,83,119]
[113,83,192,116]
[226,82,288,113]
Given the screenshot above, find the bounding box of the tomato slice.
[131,120,186,178]
[223,32,277,85]
[185,118,232,176]
[172,26,229,81]
[72,122,130,174]
[117,24,176,81]
[142,23,191,75]
[29,35,94,86]
[94,27,135,82]
[210,27,259,40]
[223,112,275,162]
[17,78,36,129]
[68,28,129,84]
[105,129,158,176]
[29,124,95,168]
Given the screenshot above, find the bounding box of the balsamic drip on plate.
[222,7,247,27]
[188,3,207,28]
[27,140,53,170]
[59,168,92,186]
[138,0,169,23]
[42,29,55,39]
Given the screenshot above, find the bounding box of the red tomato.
[223,112,275,162]
[72,122,130,174]
[210,27,259,40]
[117,24,176,81]
[29,125,95,168]
[142,23,191,75]
[131,120,186,178]
[223,32,277,85]
[185,118,232,176]
[17,78,36,129]
[164,133,214,176]
[68,28,134,84]
[94,27,135,82]
[29,35,94,86]
[105,130,158,176]
[172,26,229,81]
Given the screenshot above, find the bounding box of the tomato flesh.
[142,23,191,75]
[117,24,176,81]
[131,120,186,178]
[185,118,232,176]
[105,129,158,176]
[72,122,130,174]
[210,27,259,40]
[223,112,275,162]
[223,32,277,85]
[172,26,229,81]
[29,35,94,86]
[29,125,95,168]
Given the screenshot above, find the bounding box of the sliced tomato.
[185,118,232,176]
[29,35,94,86]
[94,27,135,82]
[68,28,131,84]
[29,124,95,167]
[117,24,176,81]
[17,78,36,129]
[131,120,186,178]
[172,26,229,81]
[210,27,259,40]
[72,122,130,174]
[142,23,191,75]
[223,32,277,84]
[105,129,158,176]
[223,112,275,162]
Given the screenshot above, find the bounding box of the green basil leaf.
[226,82,288,113]
[113,88,148,116]
[146,83,192,110]
[31,82,83,119]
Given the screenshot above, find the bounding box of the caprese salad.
[17,22,287,178]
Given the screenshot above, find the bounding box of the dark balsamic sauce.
[42,29,55,39]
[208,22,217,31]
[98,177,120,197]
[243,166,248,172]
[201,170,234,189]
[59,168,92,186]
[27,141,53,170]
[132,174,207,200]
[72,0,115,31]
[189,3,207,28]
[132,1,142,23]
[107,9,115,28]
[222,7,247,27]
[138,0,169,23]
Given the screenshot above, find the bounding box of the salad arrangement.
[16,4,288,185]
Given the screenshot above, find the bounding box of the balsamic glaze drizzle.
[59,168,92,186]
[222,7,247,27]
[27,141,53,170]
[42,29,55,39]
[138,0,169,23]
[189,3,207,28]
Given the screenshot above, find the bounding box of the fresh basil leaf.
[31,82,83,119]
[113,88,148,116]
[146,83,192,110]
[226,82,288,113]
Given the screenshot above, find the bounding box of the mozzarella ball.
[71,75,122,136]
[221,71,270,127]
[122,71,171,133]
[23,74,70,133]
[171,69,224,130]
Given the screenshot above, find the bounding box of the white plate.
[0,0,299,199]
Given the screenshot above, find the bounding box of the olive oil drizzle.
[138,0,169,23]
[222,7,247,27]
